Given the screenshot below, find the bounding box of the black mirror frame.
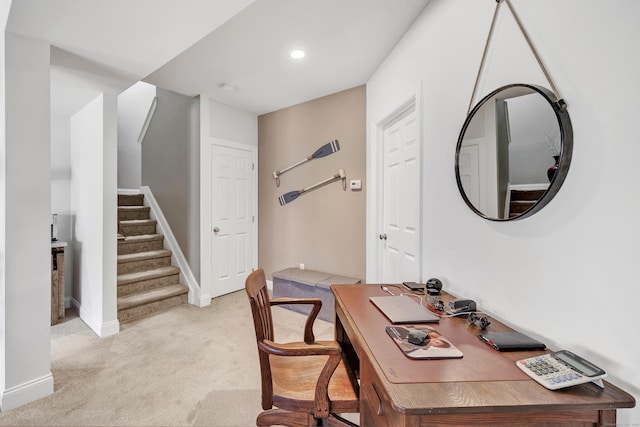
[455,83,573,221]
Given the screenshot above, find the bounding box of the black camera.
[426,278,442,294]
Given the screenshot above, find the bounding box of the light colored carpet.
[0,290,335,426]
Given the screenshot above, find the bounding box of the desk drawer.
[360,356,411,427]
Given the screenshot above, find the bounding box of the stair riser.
[120,223,157,236]
[118,256,172,275]
[118,294,188,323]
[118,194,144,206]
[118,273,180,297]
[118,239,164,255]
[118,207,150,221]
[509,203,535,214]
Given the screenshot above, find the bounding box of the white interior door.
[459,99,498,216]
[211,144,254,297]
[381,104,421,283]
[458,143,480,209]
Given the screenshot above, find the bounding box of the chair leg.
[256,409,310,427]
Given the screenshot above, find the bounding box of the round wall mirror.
[455,84,573,221]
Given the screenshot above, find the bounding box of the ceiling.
[6,0,430,116]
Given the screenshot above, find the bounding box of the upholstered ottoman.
[272,267,361,322]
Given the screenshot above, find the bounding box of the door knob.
[213,227,220,233]
[379,233,387,240]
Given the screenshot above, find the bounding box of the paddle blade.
[311,139,340,159]
[279,190,300,205]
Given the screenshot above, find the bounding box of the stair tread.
[118,205,149,210]
[118,249,172,264]
[118,265,180,285]
[118,233,163,242]
[120,219,157,225]
[118,284,188,310]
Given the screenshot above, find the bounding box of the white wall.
[70,93,119,338]
[367,0,639,422]
[199,96,257,304]
[208,98,258,146]
[507,92,558,184]
[141,87,199,279]
[1,32,54,411]
[117,81,156,189]
[51,112,74,305]
[51,48,135,313]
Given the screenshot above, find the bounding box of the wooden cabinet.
[51,244,65,325]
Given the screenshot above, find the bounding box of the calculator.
[516,350,606,390]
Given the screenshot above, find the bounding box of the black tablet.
[477,331,546,351]
[402,281,423,291]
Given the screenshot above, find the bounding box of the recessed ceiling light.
[220,83,235,92]
[290,50,305,59]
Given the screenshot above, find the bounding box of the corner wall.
[141,88,200,280]
[118,81,156,189]
[198,97,258,303]
[70,93,119,337]
[1,32,54,411]
[258,85,366,281]
[367,0,640,423]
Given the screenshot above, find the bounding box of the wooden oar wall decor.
[272,139,340,187]
[278,169,346,206]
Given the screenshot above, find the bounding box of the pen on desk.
[478,335,496,348]
[381,286,395,296]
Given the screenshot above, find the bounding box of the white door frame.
[367,82,422,283]
[200,137,257,305]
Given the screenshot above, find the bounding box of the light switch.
[350,179,362,191]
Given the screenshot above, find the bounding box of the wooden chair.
[245,269,360,427]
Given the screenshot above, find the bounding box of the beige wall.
[258,85,366,281]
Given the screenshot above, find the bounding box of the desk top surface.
[331,284,636,414]
[334,285,528,384]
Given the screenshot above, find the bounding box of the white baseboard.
[100,320,120,337]
[0,373,54,411]
[199,294,212,307]
[74,299,119,337]
[117,188,141,195]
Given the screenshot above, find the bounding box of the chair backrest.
[245,269,275,409]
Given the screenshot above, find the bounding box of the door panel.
[211,144,254,297]
[458,143,480,210]
[381,105,420,283]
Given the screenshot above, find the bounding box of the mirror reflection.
[455,84,572,221]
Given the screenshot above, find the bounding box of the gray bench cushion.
[316,274,361,290]
[272,268,333,286]
[272,268,360,322]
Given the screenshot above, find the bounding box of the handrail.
[137,96,158,143]
[128,186,204,306]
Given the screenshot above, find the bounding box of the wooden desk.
[331,284,635,427]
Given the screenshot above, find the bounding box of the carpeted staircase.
[508,188,546,218]
[117,194,189,322]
